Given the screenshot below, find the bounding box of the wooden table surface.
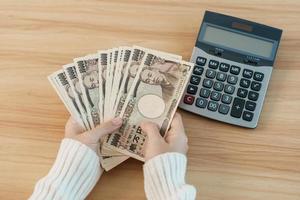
[0,0,300,199]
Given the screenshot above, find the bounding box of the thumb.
[85,117,123,141]
[168,113,185,136]
[140,121,163,142]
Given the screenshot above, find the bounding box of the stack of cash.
[48,46,193,171]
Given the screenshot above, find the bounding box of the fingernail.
[112,117,122,126]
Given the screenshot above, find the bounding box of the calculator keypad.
[230,65,241,75]
[193,65,204,75]
[230,98,245,118]
[206,69,216,79]
[203,79,213,88]
[200,88,210,98]
[208,60,219,69]
[251,81,261,91]
[182,55,268,126]
[190,75,201,85]
[254,72,264,81]
[196,97,207,108]
[216,72,227,81]
[219,104,230,115]
[227,75,238,84]
[219,63,230,72]
[240,78,251,88]
[211,91,221,101]
[224,84,235,94]
[187,85,198,95]
[183,95,194,105]
[237,88,248,98]
[245,101,256,111]
[222,94,232,104]
[196,57,207,66]
[243,69,253,78]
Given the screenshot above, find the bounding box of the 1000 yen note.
[105,52,193,161]
[112,47,132,114]
[63,63,91,130]
[74,54,101,128]
[98,50,108,123]
[48,70,86,129]
[107,48,119,118]
[103,49,114,120]
[109,47,125,114]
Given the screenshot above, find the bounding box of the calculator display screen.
[202,25,274,59]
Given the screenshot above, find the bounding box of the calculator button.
[219,63,230,72]
[216,72,227,82]
[230,98,245,118]
[190,75,201,85]
[227,75,238,84]
[240,78,251,88]
[248,91,259,101]
[196,57,207,66]
[242,111,254,121]
[203,78,214,88]
[208,101,219,111]
[245,101,256,111]
[221,94,232,104]
[243,69,253,78]
[183,95,195,105]
[251,81,262,91]
[193,65,204,75]
[230,65,241,75]
[224,84,235,94]
[237,88,248,98]
[208,60,219,69]
[254,72,264,81]
[206,69,216,79]
[219,104,230,115]
[196,98,208,108]
[200,88,211,98]
[213,82,224,91]
[210,91,221,101]
[187,85,198,95]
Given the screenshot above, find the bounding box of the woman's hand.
[64,117,123,155]
[141,113,188,161]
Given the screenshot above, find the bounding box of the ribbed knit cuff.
[143,152,196,200]
[29,138,102,200]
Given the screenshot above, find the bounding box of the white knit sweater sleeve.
[29,138,102,200]
[143,152,196,200]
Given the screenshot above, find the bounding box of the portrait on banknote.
[133,57,186,102]
[81,59,99,107]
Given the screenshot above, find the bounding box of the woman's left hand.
[64,117,123,155]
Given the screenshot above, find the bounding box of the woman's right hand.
[140,113,188,162]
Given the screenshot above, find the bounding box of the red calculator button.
[183,95,195,105]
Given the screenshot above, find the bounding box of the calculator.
[179,11,282,128]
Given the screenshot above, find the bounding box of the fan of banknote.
[48,46,193,171]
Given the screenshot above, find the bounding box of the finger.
[168,113,185,136]
[65,117,85,137]
[140,121,163,142]
[85,117,123,141]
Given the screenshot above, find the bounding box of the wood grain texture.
[0,0,299,199]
